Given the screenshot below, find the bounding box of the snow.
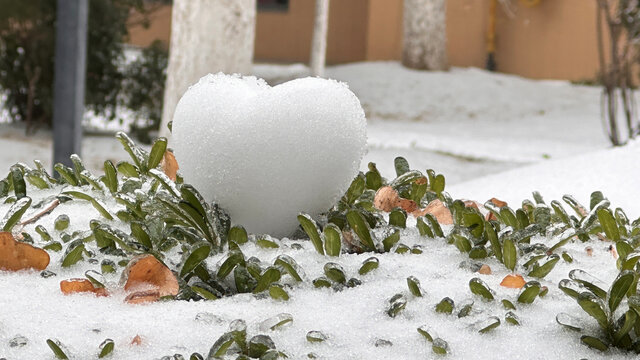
[171,74,367,237]
[0,61,639,359]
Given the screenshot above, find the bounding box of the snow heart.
[171,74,367,237]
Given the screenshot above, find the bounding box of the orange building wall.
[127,0,605,81]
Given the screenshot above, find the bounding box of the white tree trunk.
[159,0,256,138]
[402,0,448,70]
[310,0,330,77]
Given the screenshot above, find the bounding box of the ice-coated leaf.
[180,242,211,277]
[297,213,324,255]
[269,284,289,301]
[502,238,517,272]
[344,173,365,205]
[47,339,69,359]
[389,208,407,228]
[61,239,85,268]
[451,233,472,253]
[207,332,234,358]
[382,230,400,252]
[578,292,609,329]
[306,330,327,343]
[608,270,635,313]
[435,297,454,314]
[228,225,248,245]
[416,217,434,238]
[407,275,423,297]
[432,338,448,354]
[359,257,379,276]
[505,311,520,326]
[260,313,293,331]
[477,316,501,333]
[63,191,113,220]
[394,156,410,177]
[254,267,282,293]
[323,223,342,257]
[387,293,407,318]
[614,309,637,343]
[248,335,276,358]
[569,269,607,299]
[469,278,494,301]
[597,208,620,241]
[98,338,114,358]
[274,255,303,282]
[324,262,346,284]
[346,210,376,251]
[527,254,560,279]
[1,196,31,231]
[517,281,541,304]
[147,137,168,170]
[417,325,433,342]
[217,250,245,279]
[556,312,582,331]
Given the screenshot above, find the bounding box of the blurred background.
[0,0,638,184]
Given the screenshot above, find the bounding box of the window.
[258,0,289,12]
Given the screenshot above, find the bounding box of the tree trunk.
[310,0,330,77]
[159,0,256,138]
[402,0,448,71]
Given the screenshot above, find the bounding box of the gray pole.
[52,0,88,169]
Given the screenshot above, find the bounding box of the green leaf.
[10,166,26,199]
[297,214,324,255]
[61,240,85,268]
[608,270,635,313]
[256,236,280,249]
[550,200,571,225]
[63,191,113,220]
[417,325,433,342]
[502,238,517,272]
[365,163,383,190]
[463,211,484,238]
[477,316,501,333]
[469,278,494,301]
[527,254,560,279]
[1,196,31,231]
[598,208,620,241]
[387,294,407,318]
[500,207,519,229]
[346,210,376,251]
[424,213,444,238]
[46,339,69,359]
[269,284,289,301]
[116,161,139,178]
[274,255,303,282]
[517,281,541,304]
[389,208,407,228]
[217,250,245,279]
[394,156,410,176]
[505,311,520,326]
[502,299,516,310]
[451,233,472,253]
[323,223,342,257]
[416,217,434,238]
[147,137,167,170]
[431,174,445,195]
[98,338,114,358]
[580,335,609,351]
[54,164,78,186]
[208,333,234,358]
[432,338,449,354]
[130,222,152,249]
[103,160,118,193]
[180,243,211,277]
[407,275,423,297]
[358,257,379,275]
[324,262,346,284]
[382,230,400,252]
[116,131,147,171]
[485,223,502,263]
[253,267,282,293]
[228,225,248,245]
[313,276,332,288]
[344,174,365,205]
[435,297,454,314]
[590,191,606,210]
[234,266,256,293]
[578,292,609,329]
[614,310,637,343]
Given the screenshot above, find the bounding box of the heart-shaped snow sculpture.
[172,73,367,237]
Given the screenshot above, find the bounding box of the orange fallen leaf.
[0,232,50,271]
[60,278,109,297]
[161,150,179,181]
[489,198,507,208]
[478,264,492,275]
[464,200,480,210]
[373,186,401,212]
[416,199,453,225]
[124,255,179,303]
[131,335,143,346]
[500,274,526,289]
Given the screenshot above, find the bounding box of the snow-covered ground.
[0,62,639,359]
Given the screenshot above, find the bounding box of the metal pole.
[52,0,89,169]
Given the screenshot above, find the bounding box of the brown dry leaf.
[610,245,618,259]
[415,199,453,225]
[478,264,492,275]
[500,274,526,289]
[373,186,401,212]
[489,198,508,208]
[131,335,143,346]
[0,231,50,271]
[464,200,480,210]
[161,150,179,181]
[60,278,109,297]
[586,247,593,256]
[124,255,179,302]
